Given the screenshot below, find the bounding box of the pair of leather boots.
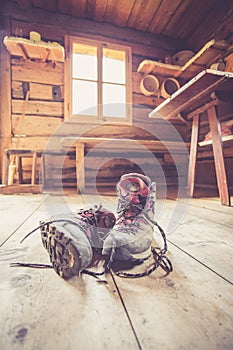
[38,173,172,279]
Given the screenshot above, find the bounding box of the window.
[65,35,132,123]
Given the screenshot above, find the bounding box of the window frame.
[64,35,132,124]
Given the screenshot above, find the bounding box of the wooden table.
[149,69,233,206]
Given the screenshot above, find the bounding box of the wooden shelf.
[137,39,230,80]
[148,69,233,120]
[137,60,181,78]
[199,134,233,147]
[3,36,64,62]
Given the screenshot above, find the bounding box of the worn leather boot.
[40,205,116,279]
[102,173,156,262]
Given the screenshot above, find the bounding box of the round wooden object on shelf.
[140,75,159,96]
[161,78,180,99]
[172,50,194,66]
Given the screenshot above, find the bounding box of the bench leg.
[31,151,38,185]
[2,151,9,185]
[40,154,46,190]
[207,106,230,206]
[76,143,85,193]
[17,156,23,184]
[187,114,199,197]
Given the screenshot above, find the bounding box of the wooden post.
[0,17,12,183]
[76,143,85,193]
[207,106,230,206]
[40,153,46,190]
[2,150,9,185]
[17,156,23,184]
[31,151,38,185]
[187,114,199,198]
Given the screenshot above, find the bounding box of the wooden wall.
[0,4,189,193]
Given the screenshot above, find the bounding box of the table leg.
[207,106,230,206]
[187,114,199,197]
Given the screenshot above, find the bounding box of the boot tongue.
[118,177,149,205]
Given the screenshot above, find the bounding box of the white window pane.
[103,48,125,84]
[72,43,97,80]
[103,84,126,118]
[72,80,97,116]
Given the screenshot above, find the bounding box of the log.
[12,100,64,117]
[12,81,64,101]
[12,115,63,136]
[11,59,64,85]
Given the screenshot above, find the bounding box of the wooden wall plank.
[12,136,61,150]
[11,59,64,85]
[11,19,64,42]
[12,100,64,116]
[12,115,63,136]
[12,81,64,101]
[133,92,164,108]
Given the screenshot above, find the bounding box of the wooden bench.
[60,137,190,193]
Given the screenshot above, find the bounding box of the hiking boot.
[102,173,156,262]
[40,205,116,279]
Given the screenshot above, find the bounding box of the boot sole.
[40,222,81,279]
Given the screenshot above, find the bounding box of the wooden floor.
[0,192,233,350]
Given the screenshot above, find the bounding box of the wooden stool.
[2,149,40,186]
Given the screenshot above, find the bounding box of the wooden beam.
[0,16,12,183]
[187,99,219,120]
[187,114,199,198]
[207,106,230,206]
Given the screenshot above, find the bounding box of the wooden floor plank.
[173,196,233,215]
[0,195,140,350]
[112,243,233,350]
[0,194,42,246]
[156,199,233,283]
[1,193,233,350]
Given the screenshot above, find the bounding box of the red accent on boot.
[118,177,149,204]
